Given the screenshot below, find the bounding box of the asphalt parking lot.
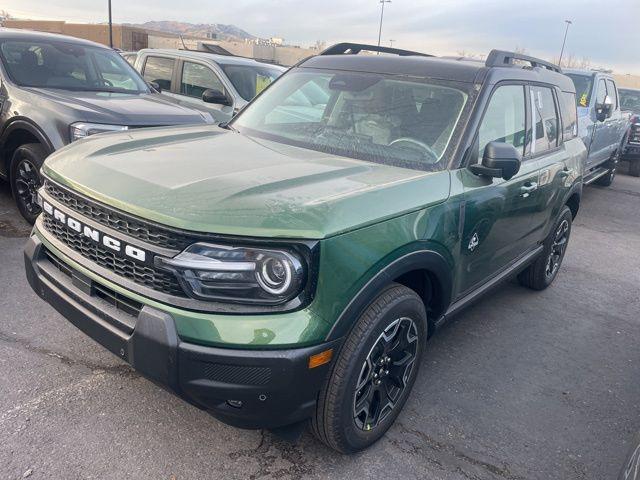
[1,169,639,480]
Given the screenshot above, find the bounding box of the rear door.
[458,83,541,294]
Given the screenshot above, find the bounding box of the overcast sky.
[4,0,639,74]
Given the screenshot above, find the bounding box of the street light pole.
[558,19,572,67]
[377,0,391,49]
[108,0,113,48]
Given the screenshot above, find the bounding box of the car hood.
[43,125,450,239]
[27,88,211,126]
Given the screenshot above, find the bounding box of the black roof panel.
[300,54,486,83]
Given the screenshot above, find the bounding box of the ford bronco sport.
[25,43,585,453]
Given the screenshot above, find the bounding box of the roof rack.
[485,50,562,73]
[319,42,432,58]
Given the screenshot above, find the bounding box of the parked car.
[619,87,640,176]
[25,43,585,453]
[133,48,285,122]
[0,29,214,223]
[565,69,631,186]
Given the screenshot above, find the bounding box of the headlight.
[155,243,306,304]
[70,122,128,142]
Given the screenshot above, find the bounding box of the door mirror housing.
[148,81,161,93]
[202,88,232,106]
[469,141,522,181]
[596,95,613,122]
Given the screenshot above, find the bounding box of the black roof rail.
[319,42,432,58]
[485,50,562,73]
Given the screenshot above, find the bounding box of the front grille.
[42,214,186,297]
[44,181,196,251]
[44,248,143,318]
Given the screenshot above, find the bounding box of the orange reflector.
[308,348,333,369]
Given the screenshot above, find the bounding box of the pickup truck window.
[605,80,618,110]
[143,56,174,91]
[530,86,559,154]
[478,85,526,156]
[595,79,607,106]
[567,74,593,107]
[0,40,148,93]
[180,62,225,99]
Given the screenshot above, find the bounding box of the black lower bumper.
[24,235,339,430]
[623,144,640,160]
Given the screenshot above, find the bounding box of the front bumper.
[24,235,340,430]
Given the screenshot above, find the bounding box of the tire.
[629,160,640,177]
[9,143,47,224]
[595,151,618,186]
[518,206,572,291]
[311,283,427,453]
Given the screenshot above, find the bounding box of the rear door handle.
[520,182,538,197]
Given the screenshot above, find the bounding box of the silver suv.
[134,49,285,123]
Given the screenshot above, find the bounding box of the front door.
[457,84,541,296]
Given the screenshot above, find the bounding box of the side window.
[478,85,526,156]
[530,86,559,154]
[180,62,225,99]
[605,80,618,110]
[559,91,578,141]
[143,56,174,91]
[595,79,607,105]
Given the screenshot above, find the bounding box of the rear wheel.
[518,206,572,290]
[10,143,46,224]
[311,283,427,453]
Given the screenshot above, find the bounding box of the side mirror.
[202,88,232,106]
[469,141,522,181]
[148,81,161,93]
[596,95,613,122]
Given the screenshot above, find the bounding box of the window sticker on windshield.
[579,93,588,107]
[256,75,273,95]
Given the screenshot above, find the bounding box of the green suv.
[24,43,585,453]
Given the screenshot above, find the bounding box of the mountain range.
[126,21,256,42]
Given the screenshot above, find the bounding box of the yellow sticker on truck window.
[256,75,273,95]
[579,93,588,107]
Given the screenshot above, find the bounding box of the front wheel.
[10,143,47,224]
[518,206,573,290]
[311,283,427,453]
[595,151,619,186]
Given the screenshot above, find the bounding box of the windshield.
[566,74,594,107]
[620,89,640,114]
[231,69,469,171]
[220,63,284,101]
[0,40,149,93]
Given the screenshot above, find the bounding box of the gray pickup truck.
[565,70,630,186]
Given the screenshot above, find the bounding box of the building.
[3,19,148,50]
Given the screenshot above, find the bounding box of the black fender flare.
[1,117,54,157]
[325,248,453,341]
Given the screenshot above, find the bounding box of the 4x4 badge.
[468,233,479,252]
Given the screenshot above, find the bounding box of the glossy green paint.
[38,111,585,349]
[43,124,445,239]
[36,231,333,348]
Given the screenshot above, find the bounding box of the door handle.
[520,182,538,196]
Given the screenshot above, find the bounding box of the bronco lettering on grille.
[42,200,147,263]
